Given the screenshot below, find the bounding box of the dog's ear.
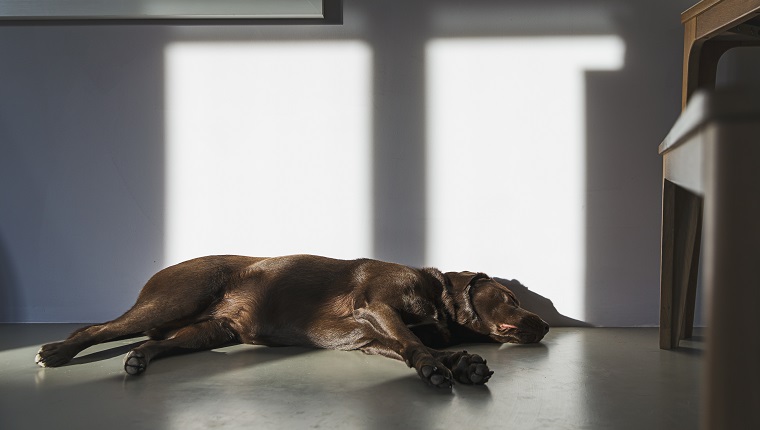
[443,271,489,324]
[445,271,487,294]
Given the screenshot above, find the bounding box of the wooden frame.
[661,0,760,351]
[680,0,760,107]
[662,2,760,428]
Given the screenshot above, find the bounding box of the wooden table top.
[682,0,760,41]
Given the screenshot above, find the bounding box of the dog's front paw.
[452,353,493,385]
[123,350,148,375]
[35,342,76,368]
[418,361,453,389]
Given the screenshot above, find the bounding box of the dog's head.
[445,271,549,344]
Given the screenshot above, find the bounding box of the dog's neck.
[420,267,480,329]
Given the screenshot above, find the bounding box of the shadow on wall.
[495,277,591,327]
[0,0,693,326]
[0,232,22,322]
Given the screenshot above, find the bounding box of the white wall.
[0,0,696,325]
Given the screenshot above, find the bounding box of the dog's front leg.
[427,349,493,385]
[354,304,453,388]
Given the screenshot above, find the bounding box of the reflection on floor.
[0,325,700,429]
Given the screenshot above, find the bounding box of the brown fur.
[36,254,549,388]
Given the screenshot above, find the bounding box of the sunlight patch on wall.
[426,36,624,321]
[165,41,372,265]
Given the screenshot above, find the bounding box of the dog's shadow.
[61,337,313,375]
[130,344,318,381]
[351,372,493,429]
[494,277,592,327]
[67,340,147,366]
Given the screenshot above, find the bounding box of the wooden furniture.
[681,0,760,108]
[660,0,760,350]
[661,2,760,430]
[660,88,760,430]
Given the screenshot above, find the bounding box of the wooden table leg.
[660,179,703,350]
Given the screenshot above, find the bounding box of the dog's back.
[141,254,433,350]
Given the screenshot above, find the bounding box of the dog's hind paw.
[35,342,76,368]
[452,353,493,385]
[123,350,148,375]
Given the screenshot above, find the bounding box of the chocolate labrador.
[35,255,549,388]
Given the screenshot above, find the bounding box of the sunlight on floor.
[164,41,372,265]
[426,36,625,320]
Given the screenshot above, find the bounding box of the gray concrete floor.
[0,325,701,429]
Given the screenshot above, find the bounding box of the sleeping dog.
[35,255,549,388]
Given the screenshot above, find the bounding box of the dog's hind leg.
[36,290,220,368]
[36,259,239,368]
[35,309,165,368]
[122,319,237,375]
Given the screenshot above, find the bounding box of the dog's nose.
[542,322,550,334]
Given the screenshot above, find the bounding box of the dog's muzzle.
[496,317,549,344]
